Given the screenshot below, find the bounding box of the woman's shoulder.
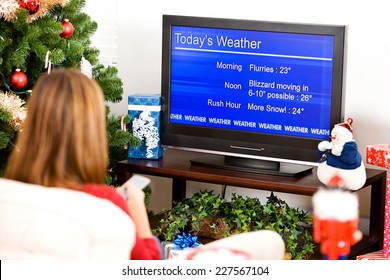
[81,183,117,196]
[79,183,130,215]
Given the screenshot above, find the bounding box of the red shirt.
[76,183,161,260]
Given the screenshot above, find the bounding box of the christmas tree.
[0,0,140,183]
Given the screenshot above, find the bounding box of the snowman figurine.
[317,118,366,191]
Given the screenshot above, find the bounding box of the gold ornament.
[0,90,27,131]
[0,0,20,22]
[0,0,71,23]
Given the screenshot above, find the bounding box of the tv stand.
[190,154,313,177]
[116,149,387,259]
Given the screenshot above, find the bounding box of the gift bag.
[128,95,163,159]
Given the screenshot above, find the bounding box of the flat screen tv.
[160,15,347,177]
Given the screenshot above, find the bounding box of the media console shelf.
[117,149,387,258]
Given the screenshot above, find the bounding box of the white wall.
[87,0,389,220]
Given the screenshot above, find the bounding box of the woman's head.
[5,68,108,188]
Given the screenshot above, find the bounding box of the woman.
[5,68,161,260]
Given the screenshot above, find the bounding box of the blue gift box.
[128,95,163,159]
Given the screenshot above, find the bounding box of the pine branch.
[0,0,140,181]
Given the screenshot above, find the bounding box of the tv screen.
[161,15,346,176]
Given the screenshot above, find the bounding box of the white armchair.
[200,230,286,260]
[0,178,286,260]
[168,230,286,260]
[0,178,136,259]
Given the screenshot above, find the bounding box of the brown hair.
[5,68,108,188]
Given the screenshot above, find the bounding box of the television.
[160,15,347,177]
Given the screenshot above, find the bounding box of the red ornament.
[60,19,74,39]
[19,0,41,15]
[10,69,28,89]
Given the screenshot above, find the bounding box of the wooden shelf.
[117,149,387,259]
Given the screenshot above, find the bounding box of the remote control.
[117,175,151,200]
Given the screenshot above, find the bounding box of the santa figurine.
[312,175,363,260]
[317,117,366,190]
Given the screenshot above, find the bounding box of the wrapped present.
[356,250,390,260]
[162,241,182,259]
[366,144,390,169]
[366,144,390,258]
[384,174,390,258]
[128,95,163,159]
[162,242,201,260]
[162,233,202,259]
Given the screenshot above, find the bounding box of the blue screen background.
[169,26,334,140]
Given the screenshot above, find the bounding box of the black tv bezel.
[160,14,347,169]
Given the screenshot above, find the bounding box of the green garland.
[153,190,315,260]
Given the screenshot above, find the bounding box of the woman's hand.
[122,179,153,239]
[123,179,145,204]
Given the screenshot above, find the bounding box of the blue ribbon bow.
[173,232,201,250]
